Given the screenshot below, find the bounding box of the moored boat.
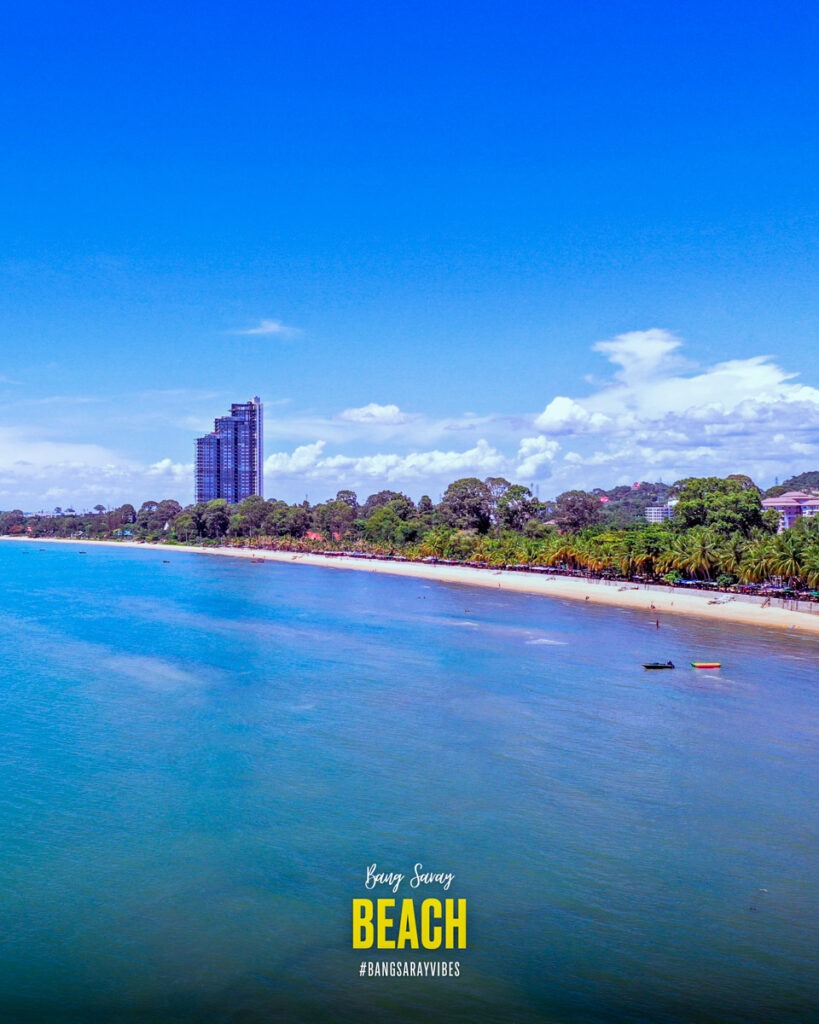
[643,661,675,669]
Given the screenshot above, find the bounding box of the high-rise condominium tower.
[195,397,264,503]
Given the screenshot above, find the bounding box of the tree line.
[3,472,819,593]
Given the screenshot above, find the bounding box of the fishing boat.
[643,661,675,670]
[691,662,721,669]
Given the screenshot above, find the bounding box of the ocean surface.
[0,541,817,1024]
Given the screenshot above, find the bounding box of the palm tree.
[673,528,719,580]
[717,532,747,580]
[544,539,579,570]
[739,537,776,584]
[655,534,688,576]
[769,532,805,589]
[801,544,819,589]
[572,535,606,575]
[614,532,656,578]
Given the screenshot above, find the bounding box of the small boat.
[643,661,675,670]
[691,662,721,669]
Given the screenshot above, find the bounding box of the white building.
[644,501,677,524]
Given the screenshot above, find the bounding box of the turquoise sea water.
[0,541,817,1024]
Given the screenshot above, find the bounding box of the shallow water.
[0,542,817,1022]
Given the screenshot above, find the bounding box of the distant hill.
[764,470,819,497]
[592,482,673,526]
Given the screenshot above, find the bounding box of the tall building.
[195,397,264,503]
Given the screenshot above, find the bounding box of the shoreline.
[6,535,819,636]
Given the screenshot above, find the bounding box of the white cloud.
[0,429,119,471]
[261,408,507,449]
[525,328,819,491]
[534,396,611,435]
[265,441,327,474]
[263,438,504,492]
[535,329,819,446]
[147,458,194,482]
[592,328,683,381]
[4,328,819,509]
[0,428,197,511]
[515,436,560,478]
[338,403,411,425]
[232,319,299,337]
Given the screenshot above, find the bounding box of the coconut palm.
[545,539,580,570]
[801,544,819,589]
[717,532,747,580]
[672,528,720,580]
[655,534,689,576]
[769,531,805,589]
[739,537,777,584]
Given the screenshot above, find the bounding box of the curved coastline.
[6,534,819,636]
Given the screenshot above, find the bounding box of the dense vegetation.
[4,474,819,592]
[763,470,819,498]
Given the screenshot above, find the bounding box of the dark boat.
[643,661,675,670]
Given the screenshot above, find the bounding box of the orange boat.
[691,662,721,669]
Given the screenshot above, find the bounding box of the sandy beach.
[7,535,819,636]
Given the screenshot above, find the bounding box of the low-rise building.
[761,490,819,531]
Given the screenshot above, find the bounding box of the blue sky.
[2,1,818,511]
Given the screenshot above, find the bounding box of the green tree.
[739,537,776,583]
[769,532,804,589]
[135,499,181,535]
[554,490,603,531]
[313,499,356,541]
[801,544,819,589]
[496,484,540,532]
[364,500,428,547]
[172,511,198,541]
[235,495,269,536]
[717,532,747,580]
[0,509,25,534]
[202,500,230,539]
[335,489,359,513]
[438,478,492,533]
[484,477,511,531]
[362,490,410,517]
[672,476,764,537]
[263,500,295,537]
